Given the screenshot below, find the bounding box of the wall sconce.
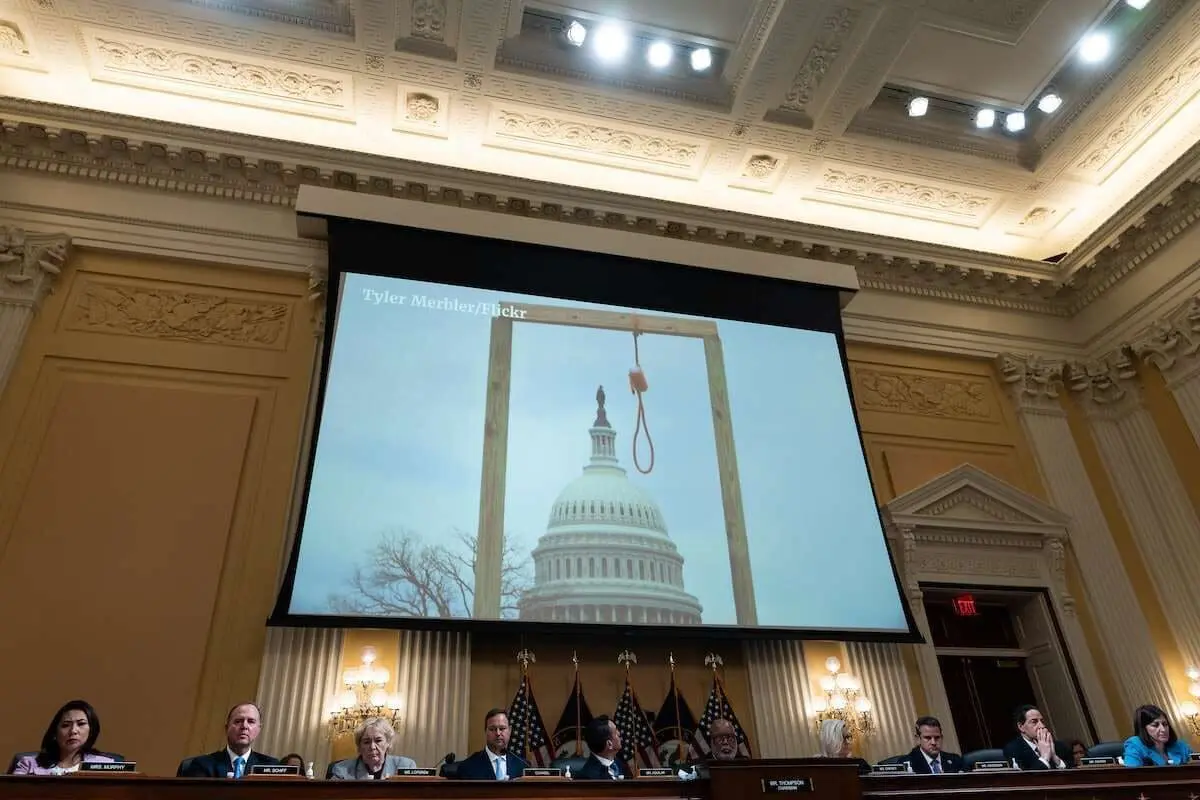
[1178,666,1200,737]
[811,656,874,738]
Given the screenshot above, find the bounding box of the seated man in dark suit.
[1002,705,1072,770]
[902,716,963,774]
[574,716,631,780]
[456,708,527,780]
[177,703,280,778]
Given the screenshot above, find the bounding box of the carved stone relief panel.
[851,367,994,420]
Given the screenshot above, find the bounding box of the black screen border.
[269,215,922,644]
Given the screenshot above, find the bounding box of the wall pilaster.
[0,227,71,398]
[1132,294,1200,444]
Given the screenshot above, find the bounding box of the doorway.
[938,654,1038,753]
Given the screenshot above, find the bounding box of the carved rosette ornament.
[996,353,1066,414]
[1065,350,1140,416]
[1131,295,1200,387]
[0,226,71,307]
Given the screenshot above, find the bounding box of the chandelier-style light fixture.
[1178,666,1200,737]
[811,656,874,738]
[327,646,403,739]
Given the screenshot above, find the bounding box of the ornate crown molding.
[0,225,71,308]
[1,99,1198,319]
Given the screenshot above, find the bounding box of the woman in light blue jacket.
[1123,704,1191,767]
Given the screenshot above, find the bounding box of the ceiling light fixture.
[1004,111,1026,133]
[975,108,995,128]
[592,23,629,62]
[907,96,929,117]
[1037,93,1063,113]
[1079,32,1111,63]
[1124,0,1150,9]
[690,47,713,72]
[565,20,587,47]
[647,41,673,68]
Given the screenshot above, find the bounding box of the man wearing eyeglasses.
[708,719,742,761]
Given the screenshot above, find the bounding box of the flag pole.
[669,652,683,764]
[517,649,535,762]
[617,650,638,765]
[572,651,581,757]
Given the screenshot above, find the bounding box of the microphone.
[509,752,530,768]
[441,753,456,765]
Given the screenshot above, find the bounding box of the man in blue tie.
[455,709,528,780]
[575,717,630,780]
[901,716,964,774]
[176,703,281,778]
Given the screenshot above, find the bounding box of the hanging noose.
[629,327,655,474]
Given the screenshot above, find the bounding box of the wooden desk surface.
[863,764,1200,799]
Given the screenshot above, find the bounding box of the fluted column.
[254,627,345,776]
[1132,295,1200,444]
[744,640,818,758]
[845,642,917,761]
[0,227,71,398]
[1067,354,1200,691]
[998,354,1175,721]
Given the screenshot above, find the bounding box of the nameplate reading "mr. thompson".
[522,768,563,778]
[394,768,440,778]
[973,761,1012,772]
[761,778,813,792]
[871,763,908,774]
[1079,756,1116,767]
[638,768,675,778]
[79,762,137,773]
[249,765,300,776]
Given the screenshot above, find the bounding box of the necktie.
[931,758,942,774]
[233,757,245,779]
[494,757,505,780]
[609,762,620,779]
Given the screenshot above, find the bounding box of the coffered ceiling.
[0,0,1199,265]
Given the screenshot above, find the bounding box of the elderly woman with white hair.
[817,719,871,774]
[328,717,417,780]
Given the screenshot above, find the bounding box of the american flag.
[613,677,661,768]
[693,674,753,759]
[507,674,553,767]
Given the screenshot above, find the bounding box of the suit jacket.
[573,754,631,780]
[455,749,527,780]
[1123,736,1192,767]
[328,754,417,780]
[178,750,279,778]
[1002,736,1073,770]
[902,747,964,774]
[12,753,115,775]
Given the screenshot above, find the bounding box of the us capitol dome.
[518,386,703,625]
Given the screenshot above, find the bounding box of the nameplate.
[973,761,1012,772]
[249,765,300,776]
[393,768,439,778]
[79,762,137,773]
[761,778,813,793]
[1079,756,1116,767]
[638,767,675,778]
[522,768,563,778]
[1190,753,1200,763]
[871,763,908,774]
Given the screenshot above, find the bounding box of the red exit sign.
[952,594,979,616]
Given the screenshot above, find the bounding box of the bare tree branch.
[328,528,533,618]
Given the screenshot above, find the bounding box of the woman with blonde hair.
[816,719,871,774]
[327,717,416,780]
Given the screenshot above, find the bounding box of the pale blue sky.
[289,272,908,632]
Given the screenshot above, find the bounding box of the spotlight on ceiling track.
[1037,93,1063,113]
[907,96,929,117]
[1124,0,1150,8]
[690,47,713,71]
[592,24,629,62]
[647,41,673,68]
[975,108,996,128]
[1079,32,1111,63]
[565,20,587,46]
[1005,111,1026,133]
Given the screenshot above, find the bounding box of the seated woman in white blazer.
[327,718,416,780]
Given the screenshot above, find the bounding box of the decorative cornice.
[0,225,71,308]
[1,98,1198,318]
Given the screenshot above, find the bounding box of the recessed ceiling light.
[565,20,587,47]
[1037,93,1063,113]
[1005,111,1026,133]
[975,108,996,128]
[907,96,929,117]
[592,24,629,62]
[1079,32,1111,63]
[647,41,673,68]
[1124,0,1150,9]
[690,47,712,71]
